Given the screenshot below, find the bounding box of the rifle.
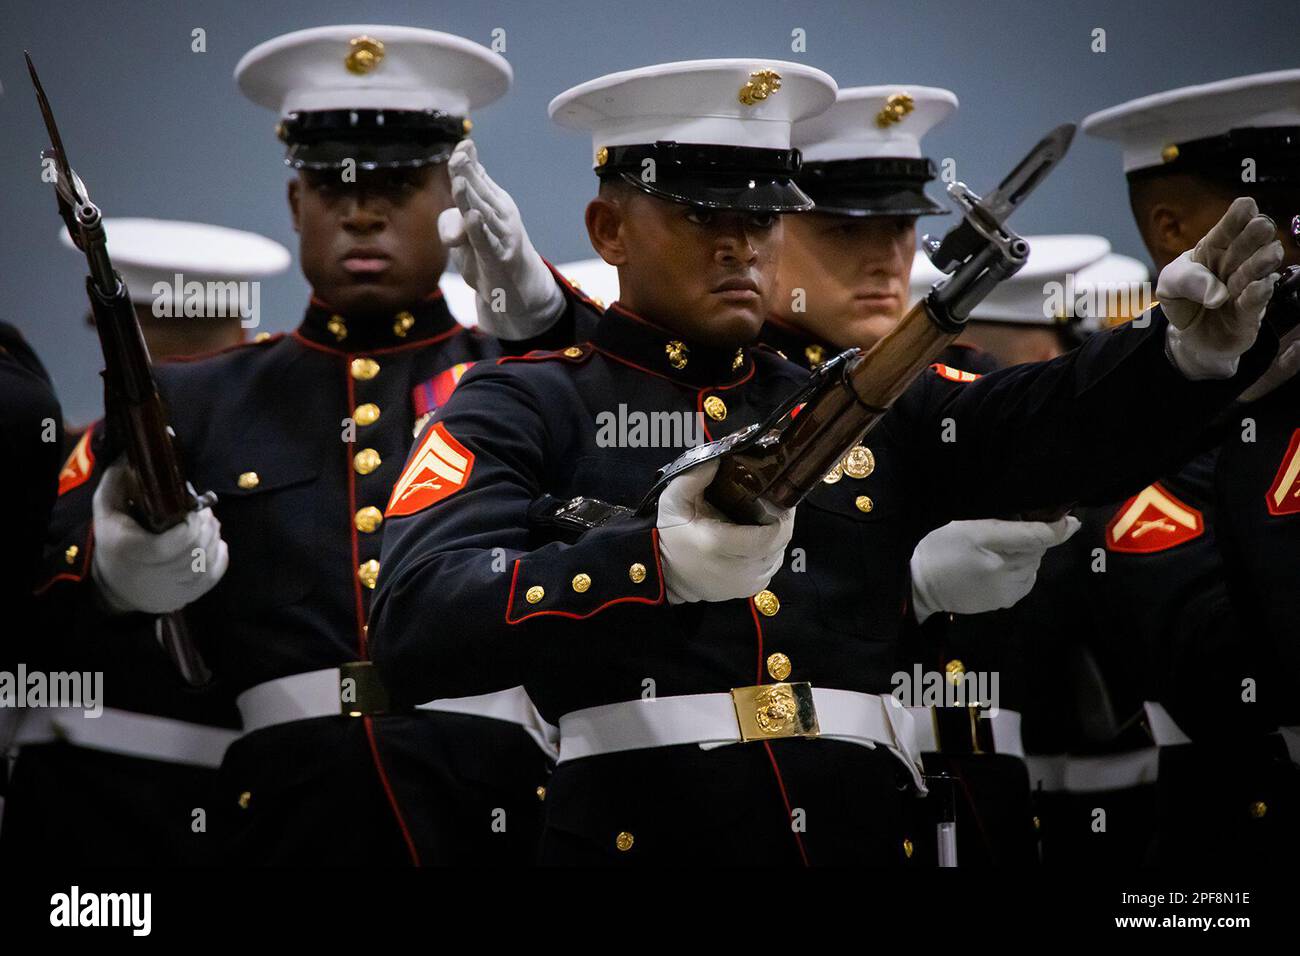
[27,53,213,686]
[638,124,1076,523]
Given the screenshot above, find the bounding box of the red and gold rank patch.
[57,424,96,496]
[1106,483,1204,553]
[929,363,981,383]
[385,422,475,517]
[1265,428,1300,517]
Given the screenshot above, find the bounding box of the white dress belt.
[906,706,1025,759]
[1026,749,1162,793]
[8,707,237,769]
[556,688,926,791]
[235,669,559,760]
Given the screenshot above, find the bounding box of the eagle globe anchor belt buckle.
[730,681,821,741]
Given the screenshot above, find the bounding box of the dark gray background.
[3,0,1294,423]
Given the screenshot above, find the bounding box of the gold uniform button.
[703,395,728,421]
[354,403,381,426]
[665,340,689,370]
[854,495,874,513]
[615,831,635,852]
[823,461,844,484]
[350,358,380,380]
[354,449,381,475]
[902,837,913,859]
[754,589,780,617]
[1250,800,1268,819]
[64,544,79,565]
[805,343,825,366]
[563,346,583,358]
[253,332,272,343]
[238,791,252,810]
[357,560,380,590]
[536,786,546,801]
[355,506,383,533]
[525,585,545,604]
[237,471,260,490]
[945,659,967,680]
[843,445,875,479]
[571,573,592,593]
[629,562,647,584]
[766,652,792,681]
[392,311,415,337]
[327,315,347,342]
[1033,815,1042,831]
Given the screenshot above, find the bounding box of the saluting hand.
[1159,196,1284,380]
[438,139,565,340]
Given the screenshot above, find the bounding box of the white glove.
[657,458,796,605]
[909,516,1080,624]
[438,139,564,340]
[91,460,229,614]
[1159,196,1284,380]
[1238,324,1300,403]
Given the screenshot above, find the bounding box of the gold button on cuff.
[357,559,380,590]
[354,449,381,475]
[327,315,347,342]
[595,146,609,167]
[629,562,647,584]
[754,589,780,617]
[237,471,260,490]
[351,358,380,380]
[615,831,635,852]
[355,506,383,533]
[354,403,381,426]
[854,495,874,513]
[563,346,583,358]
[766,652,792,681]
[1250,800,1268,819]
[525,586,545,604]
[843,445,875,479]
[1161,143,1180,164]
[703,395,728,421]
[238,791,252,810]
[392,311,415,337]
[64,544,79,565]
[572,573,592,593]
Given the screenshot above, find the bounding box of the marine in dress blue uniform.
[23,25,597,866]
[369,61,1283,866]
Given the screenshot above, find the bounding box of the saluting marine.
[370,59,1285,865]
[29,25,596,865]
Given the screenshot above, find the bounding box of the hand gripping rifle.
[27,53,213,686]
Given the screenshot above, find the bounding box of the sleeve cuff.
[506,523,665,623]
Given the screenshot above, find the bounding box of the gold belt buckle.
[339,661,391,717]
[731,682,820,742]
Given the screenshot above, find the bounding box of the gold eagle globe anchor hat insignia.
[548,58,838,212]
[791,85,958,217]
[234,24,512,171]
